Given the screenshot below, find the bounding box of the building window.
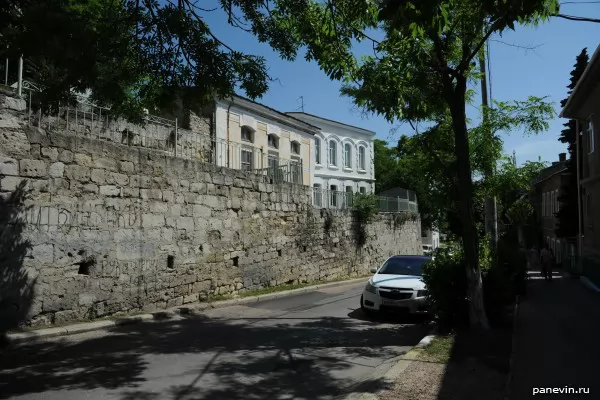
[359,187,366,194]
[315,138,321,164]
[241,126,254,143]
[268,134,279,149]
[291,141,300,155]
[542,192,546,217]
[268,153,279,170]
[330,185,338,207]
[344,143,352,168]
[345,185,353,207]
[314,183,322,207]
[241,148,253,171]
[291,156,302,184]
[555,189,559,214]
[329,141,337,166]
[358,147,366,170]
[587,116,595,153]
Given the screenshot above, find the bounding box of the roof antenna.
[296,96,304,112]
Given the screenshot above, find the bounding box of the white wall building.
[286,112,376,200]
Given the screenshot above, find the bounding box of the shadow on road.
[0,312,430,399]
[347,308,433,325]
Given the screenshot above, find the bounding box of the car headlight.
[416,290,429,297]
[365,282,377,294]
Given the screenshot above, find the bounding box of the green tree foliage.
[556,48,589,238]
[486,157,547,222]
[0,0,300,119]
[391,99,551,237]
[274,0,559,329]
[373,139,402,193]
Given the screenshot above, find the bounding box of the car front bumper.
[362,290,430,314]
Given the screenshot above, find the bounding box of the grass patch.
[418,334,455,363]
[383,328,512,400]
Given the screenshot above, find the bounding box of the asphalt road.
[0,281,431,400]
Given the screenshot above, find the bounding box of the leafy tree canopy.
[386,97,552,235]
[272,0,559,329]
[1,0,300,119]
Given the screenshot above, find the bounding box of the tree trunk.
[448,76,490,331]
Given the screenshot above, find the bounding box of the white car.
[360,255,432,315]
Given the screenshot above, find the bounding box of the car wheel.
[360,295,374,317]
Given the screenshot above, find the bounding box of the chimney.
[559,153,566,162]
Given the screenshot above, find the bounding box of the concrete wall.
[0,95,421,329]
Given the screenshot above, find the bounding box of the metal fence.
[2,72,306,185]
[313,187,418,213]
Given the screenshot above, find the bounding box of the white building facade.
[286,112,376,203]
[212,97,320,186]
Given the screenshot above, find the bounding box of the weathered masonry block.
[0,94,421,329]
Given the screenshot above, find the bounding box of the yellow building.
[213,96,320,186]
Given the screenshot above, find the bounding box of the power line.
[487,40,493,108]
[557,14,600,23]
[560,1,600,4]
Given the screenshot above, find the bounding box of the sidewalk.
[510,271,600,399]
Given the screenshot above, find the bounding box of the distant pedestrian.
[527,245,540,272]
[540,244,553,281]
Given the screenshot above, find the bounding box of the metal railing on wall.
[2,72,307,186]
[313,187,418,213]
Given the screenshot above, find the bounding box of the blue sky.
[205,2,600,165]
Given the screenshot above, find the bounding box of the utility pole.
[479,47,498,250]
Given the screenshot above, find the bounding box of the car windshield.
[378,257,430,276]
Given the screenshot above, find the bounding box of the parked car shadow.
[347,307,433,325]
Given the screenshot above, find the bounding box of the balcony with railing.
[312,187,418,213]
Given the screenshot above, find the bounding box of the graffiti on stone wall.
[23,205,140,229]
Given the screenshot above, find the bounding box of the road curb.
[5,276,369,345]
[340,324,438,400]
[503,295,520,400]
[580,276,600,293]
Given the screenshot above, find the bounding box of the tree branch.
[460,18,503,72]
[489,39,543,53]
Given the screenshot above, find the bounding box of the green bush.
[422,248,469,330]
[423,236,524,330]
[351,194,379,247]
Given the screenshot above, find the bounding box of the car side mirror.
[370,268,377,273]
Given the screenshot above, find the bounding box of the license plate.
[382,299,406,306]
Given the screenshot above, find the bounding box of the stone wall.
[0,94,421,329]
